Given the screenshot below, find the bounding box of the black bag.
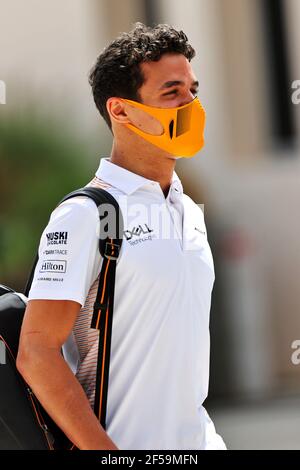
[0,186,123,449]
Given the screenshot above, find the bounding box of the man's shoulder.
[53,195,98,216]
[48,174,121,227]
[48,194,100,232]
[182,192,205,218]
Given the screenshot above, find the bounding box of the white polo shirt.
[28,157,226,450]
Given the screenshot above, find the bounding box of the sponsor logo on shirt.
[123,224,156,246]
[46,231,68,245]
[43,249,68,255]
[124,224,153,241]
[39,260,67,273]
[195,227,206,235]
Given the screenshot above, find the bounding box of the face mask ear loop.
[121,99,172,137]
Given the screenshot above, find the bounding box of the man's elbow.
[16,344,36,380]
[16,342,51,382]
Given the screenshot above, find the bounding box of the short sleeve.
[28,196,102,307]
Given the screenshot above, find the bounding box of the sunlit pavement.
[209,396,300,450]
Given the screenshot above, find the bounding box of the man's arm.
[16,299,119,450]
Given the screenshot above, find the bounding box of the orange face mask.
[121,96,206,157]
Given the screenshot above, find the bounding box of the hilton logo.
[39,260,67,273]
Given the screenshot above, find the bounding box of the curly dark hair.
[88,22,195,130]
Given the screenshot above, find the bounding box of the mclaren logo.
[195,227,206,235]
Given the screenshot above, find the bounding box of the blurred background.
[1,0,300,449]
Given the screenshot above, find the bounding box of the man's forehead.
[140,54,197,89]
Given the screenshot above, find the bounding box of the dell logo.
[124,224,154,241]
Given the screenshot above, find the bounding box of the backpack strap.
[24,187,123,295]
[24,186,124,431]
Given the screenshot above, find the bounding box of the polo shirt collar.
[95,157,183,195]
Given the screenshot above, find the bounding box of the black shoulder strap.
[24,187,123,295]
[24,186,124,431]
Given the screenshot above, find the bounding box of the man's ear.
[106,97,131,125]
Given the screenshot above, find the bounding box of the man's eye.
[163,89,198,97]
[163,89,178,96]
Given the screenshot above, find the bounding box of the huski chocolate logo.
[46,231,68,245]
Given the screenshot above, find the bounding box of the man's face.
[139,53,199,108]
[123,53,199,136]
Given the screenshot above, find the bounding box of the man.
[17,23,226,450]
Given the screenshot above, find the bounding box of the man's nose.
[178,90,196,107]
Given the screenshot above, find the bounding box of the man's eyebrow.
[159,80,199,90]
